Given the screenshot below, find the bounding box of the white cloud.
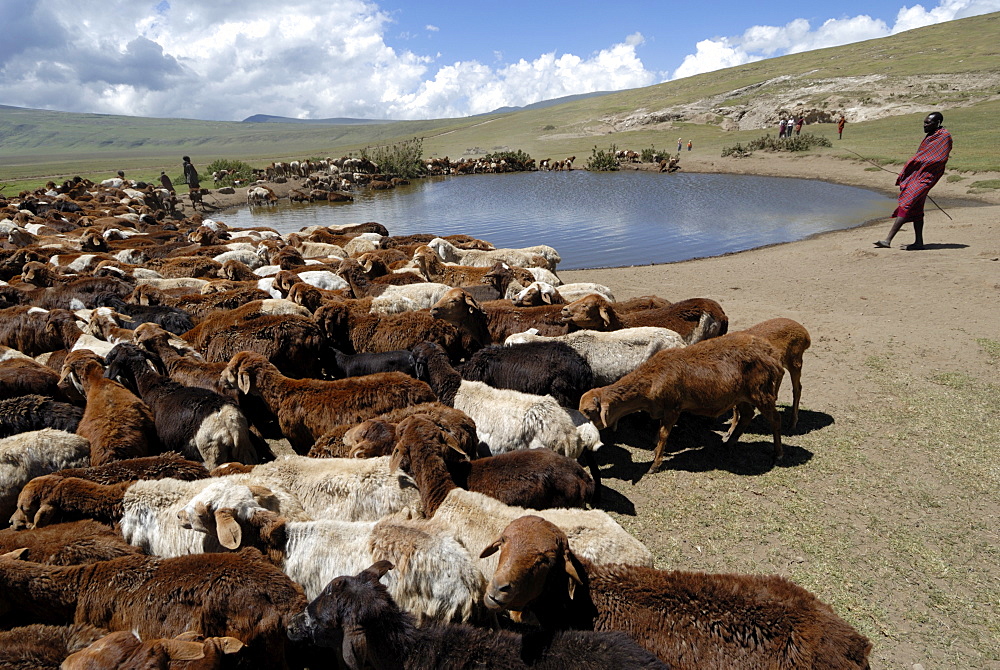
[670,0,1000,80]
[425,24,439,32]
[0,0,656,120]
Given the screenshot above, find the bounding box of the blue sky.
[1,0,997,121]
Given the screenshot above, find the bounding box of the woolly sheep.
[0,429,90,526]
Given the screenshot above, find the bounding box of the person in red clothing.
[875,112,952,250]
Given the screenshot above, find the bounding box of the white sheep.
[213,249,265,270]
[505,326,687,386]
[0,429,90,524]
[238,455,423,521]
[427,238,561,272]
[369,282,453,315]
[119,476,309,558]
[179,485,487,622]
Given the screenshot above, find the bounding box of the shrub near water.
[722,132,833,158]
[361,138,425,179]
[205,159,255,187]
[587,144,620,171]
[482,149,535,172]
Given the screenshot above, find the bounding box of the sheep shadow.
[598,412,813,480]
[740,407,835,436]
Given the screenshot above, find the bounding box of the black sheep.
[286,561,667,670]
[92,293,195,335]
[102,343,256,468]
[328,347,417,379]
[459,340,595,408]
[0,395,83,438]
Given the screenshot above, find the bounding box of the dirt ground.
[196,152,1000,668]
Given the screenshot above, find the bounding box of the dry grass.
[593,341,1000,668]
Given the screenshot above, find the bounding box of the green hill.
[2,11,998,190]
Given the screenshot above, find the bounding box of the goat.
[481,515,871,669]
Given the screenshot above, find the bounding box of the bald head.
[924,112,944,134]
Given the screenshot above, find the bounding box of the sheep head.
[220,351,270,395]
[429,288,479,324]
[59,349,105,399]
[561,294,616,330]
[285,560,395,657]
[62,631,244,669]
[10,474,64,529]
[480,515,583,612]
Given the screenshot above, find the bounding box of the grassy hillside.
[2,12,998,191]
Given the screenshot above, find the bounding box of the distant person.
[837,115,846,139]
[874,112,952,251]
[795,116,804,135]
[159,171,175,194]
[677,137,683,152]
[183,156,200,190]
[779,118,787,138]
[687,140,693,151]
[116,170,125,179]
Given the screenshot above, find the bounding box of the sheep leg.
[643,410,681,479]
[789,362,803,430]
[759,401,784,463]
[580,450,602,505]
[725,402,755,444]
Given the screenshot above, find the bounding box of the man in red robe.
[874,112,952,250]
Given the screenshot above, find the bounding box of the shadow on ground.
[595,412,815,483]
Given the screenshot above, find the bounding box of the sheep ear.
[443,433,467,460]
[237,369,252,395]
[479,538,502,558]
[248,485,273,499]
[33,503,56,528]
[215,508,242,550]
[388,448,402,473]
[564,554,583,600]
[174,632,203,642]
[541,291,554,305]
[213,637,245,654]
[1,548,28,560]
[341,626,369,670]
[161,640,206,661]
[598,304,613,328]
[362,560,394,582]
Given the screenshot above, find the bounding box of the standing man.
[182,156,199,190]
[837,115,846,139]
[779,118,787,138]
[874,112,952,250]
[677,137,683,153]
[687,140,693,151]
[794,116,804,135]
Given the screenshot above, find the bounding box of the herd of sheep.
[0,175,871,668]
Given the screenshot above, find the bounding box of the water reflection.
[216,171,891,270]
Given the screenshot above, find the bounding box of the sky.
[1,0,997,122]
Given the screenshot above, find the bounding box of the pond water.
[216,171,892,270]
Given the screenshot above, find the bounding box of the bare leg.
[912,218,925,247]
[876,216,908,247]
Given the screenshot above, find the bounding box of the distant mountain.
[241,114,393,125]
[241,91,616,125]
[483,90,614,115]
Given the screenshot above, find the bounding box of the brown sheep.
[481,515,871,670]
[220,351,436,453]
[430,288,569,346]
[0,306,83,356]
[0,623,109,670]
[0,520,141,564]
[0,357,65,400]
[313,300,471,360]
[578,332,784,477]
[0,548,307,669]
[308,401,479,459]
[741,318,811,429]
[560,294,728,343]
[61,630,245,670]
[10,476,131,528]
[58,349,160,465]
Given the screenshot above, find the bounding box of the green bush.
[586,144,619,171]
[482,149,535,171]
[721,132,832,158]
[204,159,255,187]
[361,138,425,179]
[641,145,672,163]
